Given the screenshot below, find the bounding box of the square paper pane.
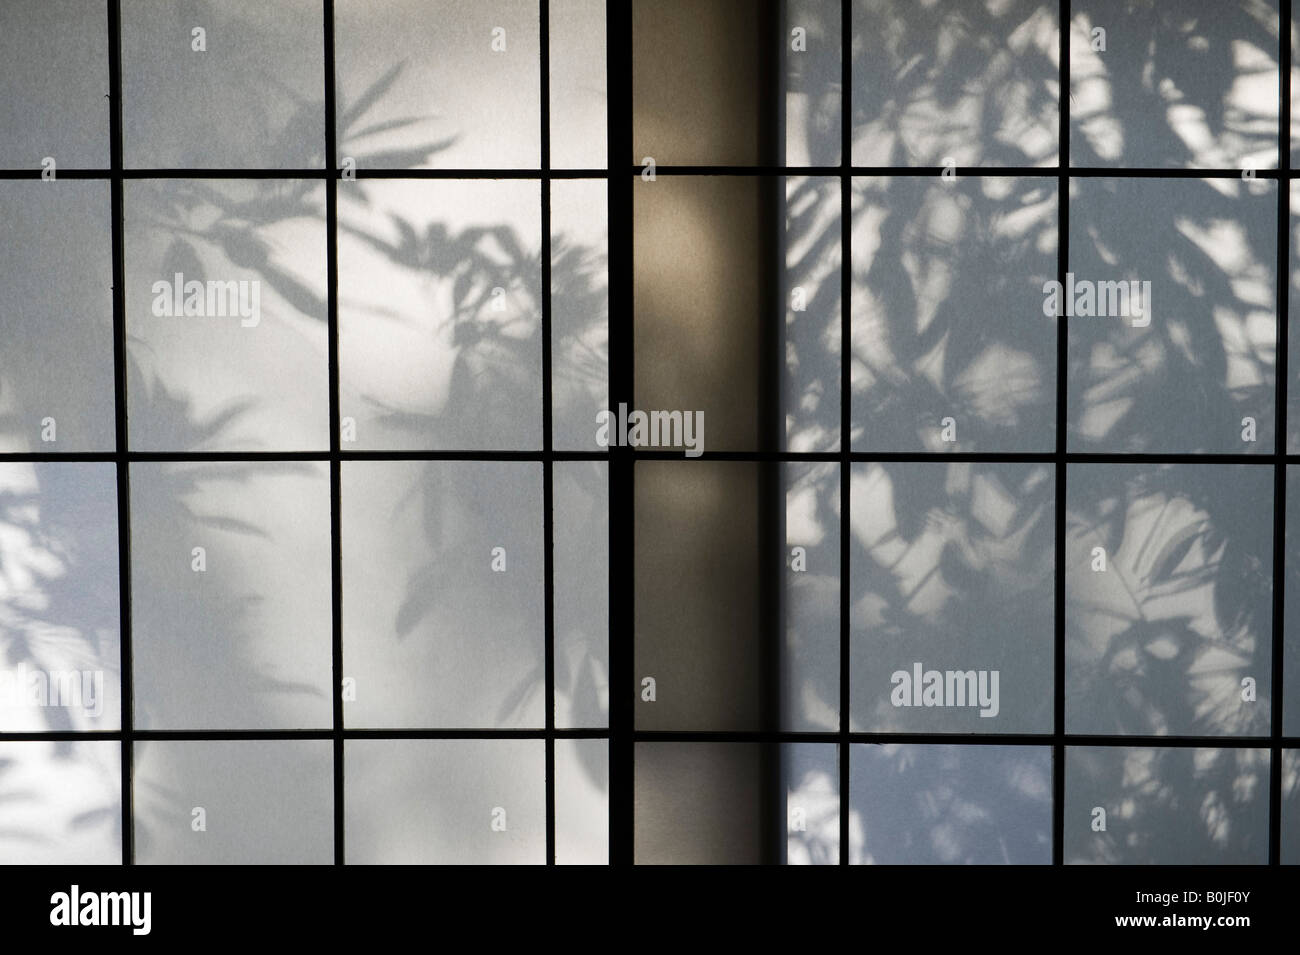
[0,463,120,733]
[632,0,766,166]
[634,742,767,864]
[0,182,115,452]
[554,461,609,728]
[0,0,109,168]
[338,178,542,451]
[345,739,545,864]
[1290,181,1300,452]
[549,0,607,169]
[850,744,1052,865]
[1285,466,1300,735]
[124,178,329,451]
[784,176,841,453]
[1283,749,1300,864]
[130,462,333,730]
[851,177,1057,452]
[635,461,764,731]
[850,462,1055,734]
[783,461,839,732]
[1065,746,1270,864]
[851,0,1059,167]
[1293,2,1300,167]
[121,0,325,169]
[0,740,120,865]
[555,737,608,864]
[551,179,609,451]
[342,461,544,728]
[1066,463,1272,737]
[1070,0,1279,169]
[133,740,333,864]
[634,176,766,452]
[782,0,842,167]
[334,0,540,169]
[784,743,839,865]
[1067,177,1275,453]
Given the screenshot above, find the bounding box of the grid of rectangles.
[0,0,609,864]
[622,0,1300,865]
[4,0,1300,867]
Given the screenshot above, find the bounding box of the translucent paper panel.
[635,462,763,731]
[0,740,121,864]
[1065,464,1273,737]
[1293,2,1300,167]
[634,742,767,864]
[850,177,1057,452]
[849,462,1055,734]
[782,462,839,732]
[549,0,607,169]
[0,463,120,733]
[0,182,115,453]
[784,743,839,865]
[850,744,1052,865]
[637,459,837,733]
[1288,467,1300,735]
[555,737,608,864]
[342,461,544,728]
[851,0,1060,167]
[1067,177,1276,453]
[551,179,609,451]
[634,176,763,452]
[554,461,609,728]
[0,0,107,166]
[1284,750,1300,864]
[337,178,542,451]
[636,0,840,165]
[1290,182,1300,452]
[0,0,109,168]
[782,0,842,167]
[121,0,325,169]
[334,0,540,169]
[133,740,333,864]
[784,176,841,453]
[129,462,333,730]
[124,178,329,451]
[345,739,545,864]
[1070,0,1279,169]
[632,0,765,166]
[1065,746,1270,864]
